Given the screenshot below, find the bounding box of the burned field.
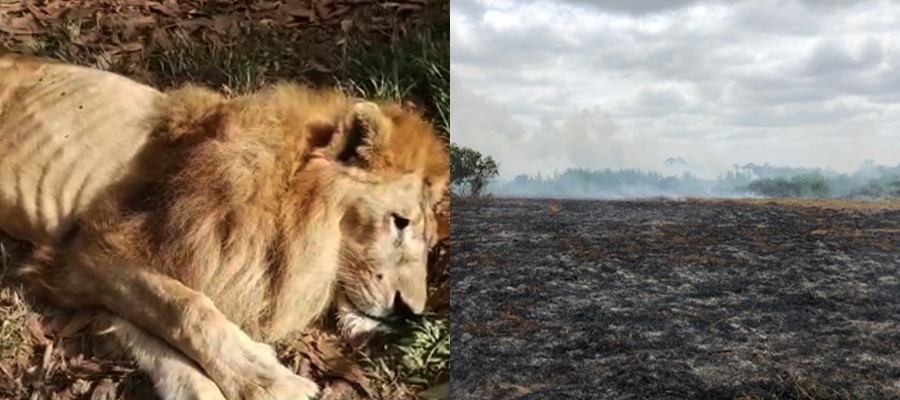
[452,198,900,399]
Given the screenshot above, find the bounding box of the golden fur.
[0,52,164,244]
[6,58,448,399]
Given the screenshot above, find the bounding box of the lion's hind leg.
[104,314,226,400]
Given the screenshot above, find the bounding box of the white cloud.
[451,0,900,179]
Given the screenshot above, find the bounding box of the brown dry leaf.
[69,357,107,376]
[41,341,54,379]
[176,17,215,31]
[252,1,281,11]
[0,362,15,382]
[70,379,93,396]
[309,59,332,73]
[26,317,49,346]
[60,7,94,21]
[108,14,157,29]
[149,26,172,48]
[285,0,315,19]
[121,0,146,7]
[24,3,53,22]
[51,390,75,400]
[340,18,353,33]
[146,1,180,17]
[281,331,372,398]
[0,0,25,13]
[314,0,333,20]
[321,4,351,21]
[0,363,21,391]
[211,14,237,35]
[321,380,367,400]
[0,16,43,35]
[289,333,333,374]
[89,378,118,400]
[391,2,424,13]
[120,42,143,52]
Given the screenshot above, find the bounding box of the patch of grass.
[143,29,272,94]
[0,288,31,362]
[364,317,450,399]
[341,25,450,139]
[142,26,344,94]
[0,237,39,397]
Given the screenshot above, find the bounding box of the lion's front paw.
[243,374,320,400]
[269,374,320,400]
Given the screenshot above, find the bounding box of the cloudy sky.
[451,0,900,179]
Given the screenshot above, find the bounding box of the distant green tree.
[746,173,830,198]
[450,143,499,197]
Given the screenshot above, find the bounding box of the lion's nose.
[390,291,419,321]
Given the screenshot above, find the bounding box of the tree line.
[495,163,900,199]
[449,145,900,200]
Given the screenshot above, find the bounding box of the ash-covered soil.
[452,198,900,400]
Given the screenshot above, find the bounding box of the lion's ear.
[351,101,391,139]
[330,101,391,166]
[306,119,344,156]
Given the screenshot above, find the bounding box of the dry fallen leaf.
[24,3,53,22]
[309,60,333,73]
[89,378,118,400]
[0,16,43,35]
[26,317,49,346]
[70,379,92,396]
[285,0,315,19]
[0,0,25,13]
[41,341,54,379]
[146,2,179,18]
[340,18,353,33]
[279,330,372,398]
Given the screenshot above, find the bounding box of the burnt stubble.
[452,198,900,400]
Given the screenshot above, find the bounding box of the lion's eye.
[392,214,410,230]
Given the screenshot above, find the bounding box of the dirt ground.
[452,197,900,400]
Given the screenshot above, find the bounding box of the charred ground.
[452,197,900,400]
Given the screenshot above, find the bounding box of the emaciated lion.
[0,53,449,400]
